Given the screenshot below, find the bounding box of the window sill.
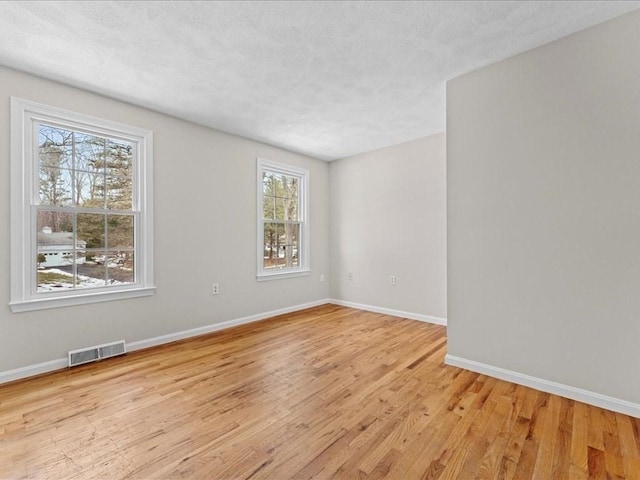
[257,269,310,282]
[10,286,156,313]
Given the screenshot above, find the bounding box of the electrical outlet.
[348,272,353,281]
[389,275,397,286]
[212,283,220,295]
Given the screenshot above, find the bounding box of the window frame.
[256,157,310,281]
[10,97,155,312]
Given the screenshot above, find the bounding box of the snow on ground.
[37,268,126,291]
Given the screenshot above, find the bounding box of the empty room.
[1,1,640,478]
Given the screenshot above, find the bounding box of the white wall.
[330,134,447,321]
[447,10,640,405]
[0,65,330,373]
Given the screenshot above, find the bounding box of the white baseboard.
[329,299,447,326]
[0,357,69,385]
[445,354,640,419]
[6,304,637,420]
[127,299,330,352]
[0,299,331,385]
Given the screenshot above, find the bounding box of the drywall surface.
[0,65,330,372]
[447,10,640,403]
[330,134,446,319]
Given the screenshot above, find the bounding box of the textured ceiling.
[0,1,638,161]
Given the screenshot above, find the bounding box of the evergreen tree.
[262,172,299,269]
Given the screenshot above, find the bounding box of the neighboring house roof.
[37,232,87,247]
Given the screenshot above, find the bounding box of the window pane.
[37,260,76,292]
[106,139,133,176]
[106,175,133,210]
[75,132,105,172]
[36,210,76,292]
[286,177,299,221]
[37,210,73,238]
[86,250,105,265]
[284,197,298,221]
[263,222,284,270]
[106,251,134,285]
[288,177,298,195]
[262,171,273,188]
[75,170,105,208]
[283,223,300,268]
[107,214,134,249]
[262,196,275,220]
[38,167,72,206]
[281,175,295,197]
[93,174,107,209]
[75,258,107,289]
[77,213,106,249]
[263,222,275,269]
[274,196,286,220]
[39,125,72,170]
[275,223,287,268]
[264,172,282,196]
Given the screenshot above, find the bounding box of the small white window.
[257,158,309,280]
[10,97,155,312]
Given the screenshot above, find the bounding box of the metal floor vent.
[68,340,126,367]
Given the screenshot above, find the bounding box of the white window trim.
[256,157,310,281]
[10,97,155,312]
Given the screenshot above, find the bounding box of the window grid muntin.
[32,206,139,295]
[33,120,139,296]
[262,223,301,270]
[261,171,303,270]
[257,158,309,278]
[37,124,134,210]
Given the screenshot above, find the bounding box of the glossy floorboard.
[1,304,639,479]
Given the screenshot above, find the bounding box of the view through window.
[257,158,309,279]
[37,124,135,292]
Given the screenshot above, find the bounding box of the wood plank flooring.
[1,304,639,479]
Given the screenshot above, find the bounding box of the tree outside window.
[257,159,309,280]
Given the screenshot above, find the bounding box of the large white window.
[10,98,154,312]
[257,158,309,280]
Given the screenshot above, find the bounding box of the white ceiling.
[0,1,638,161]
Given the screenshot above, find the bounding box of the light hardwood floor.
[1,304,639,479]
